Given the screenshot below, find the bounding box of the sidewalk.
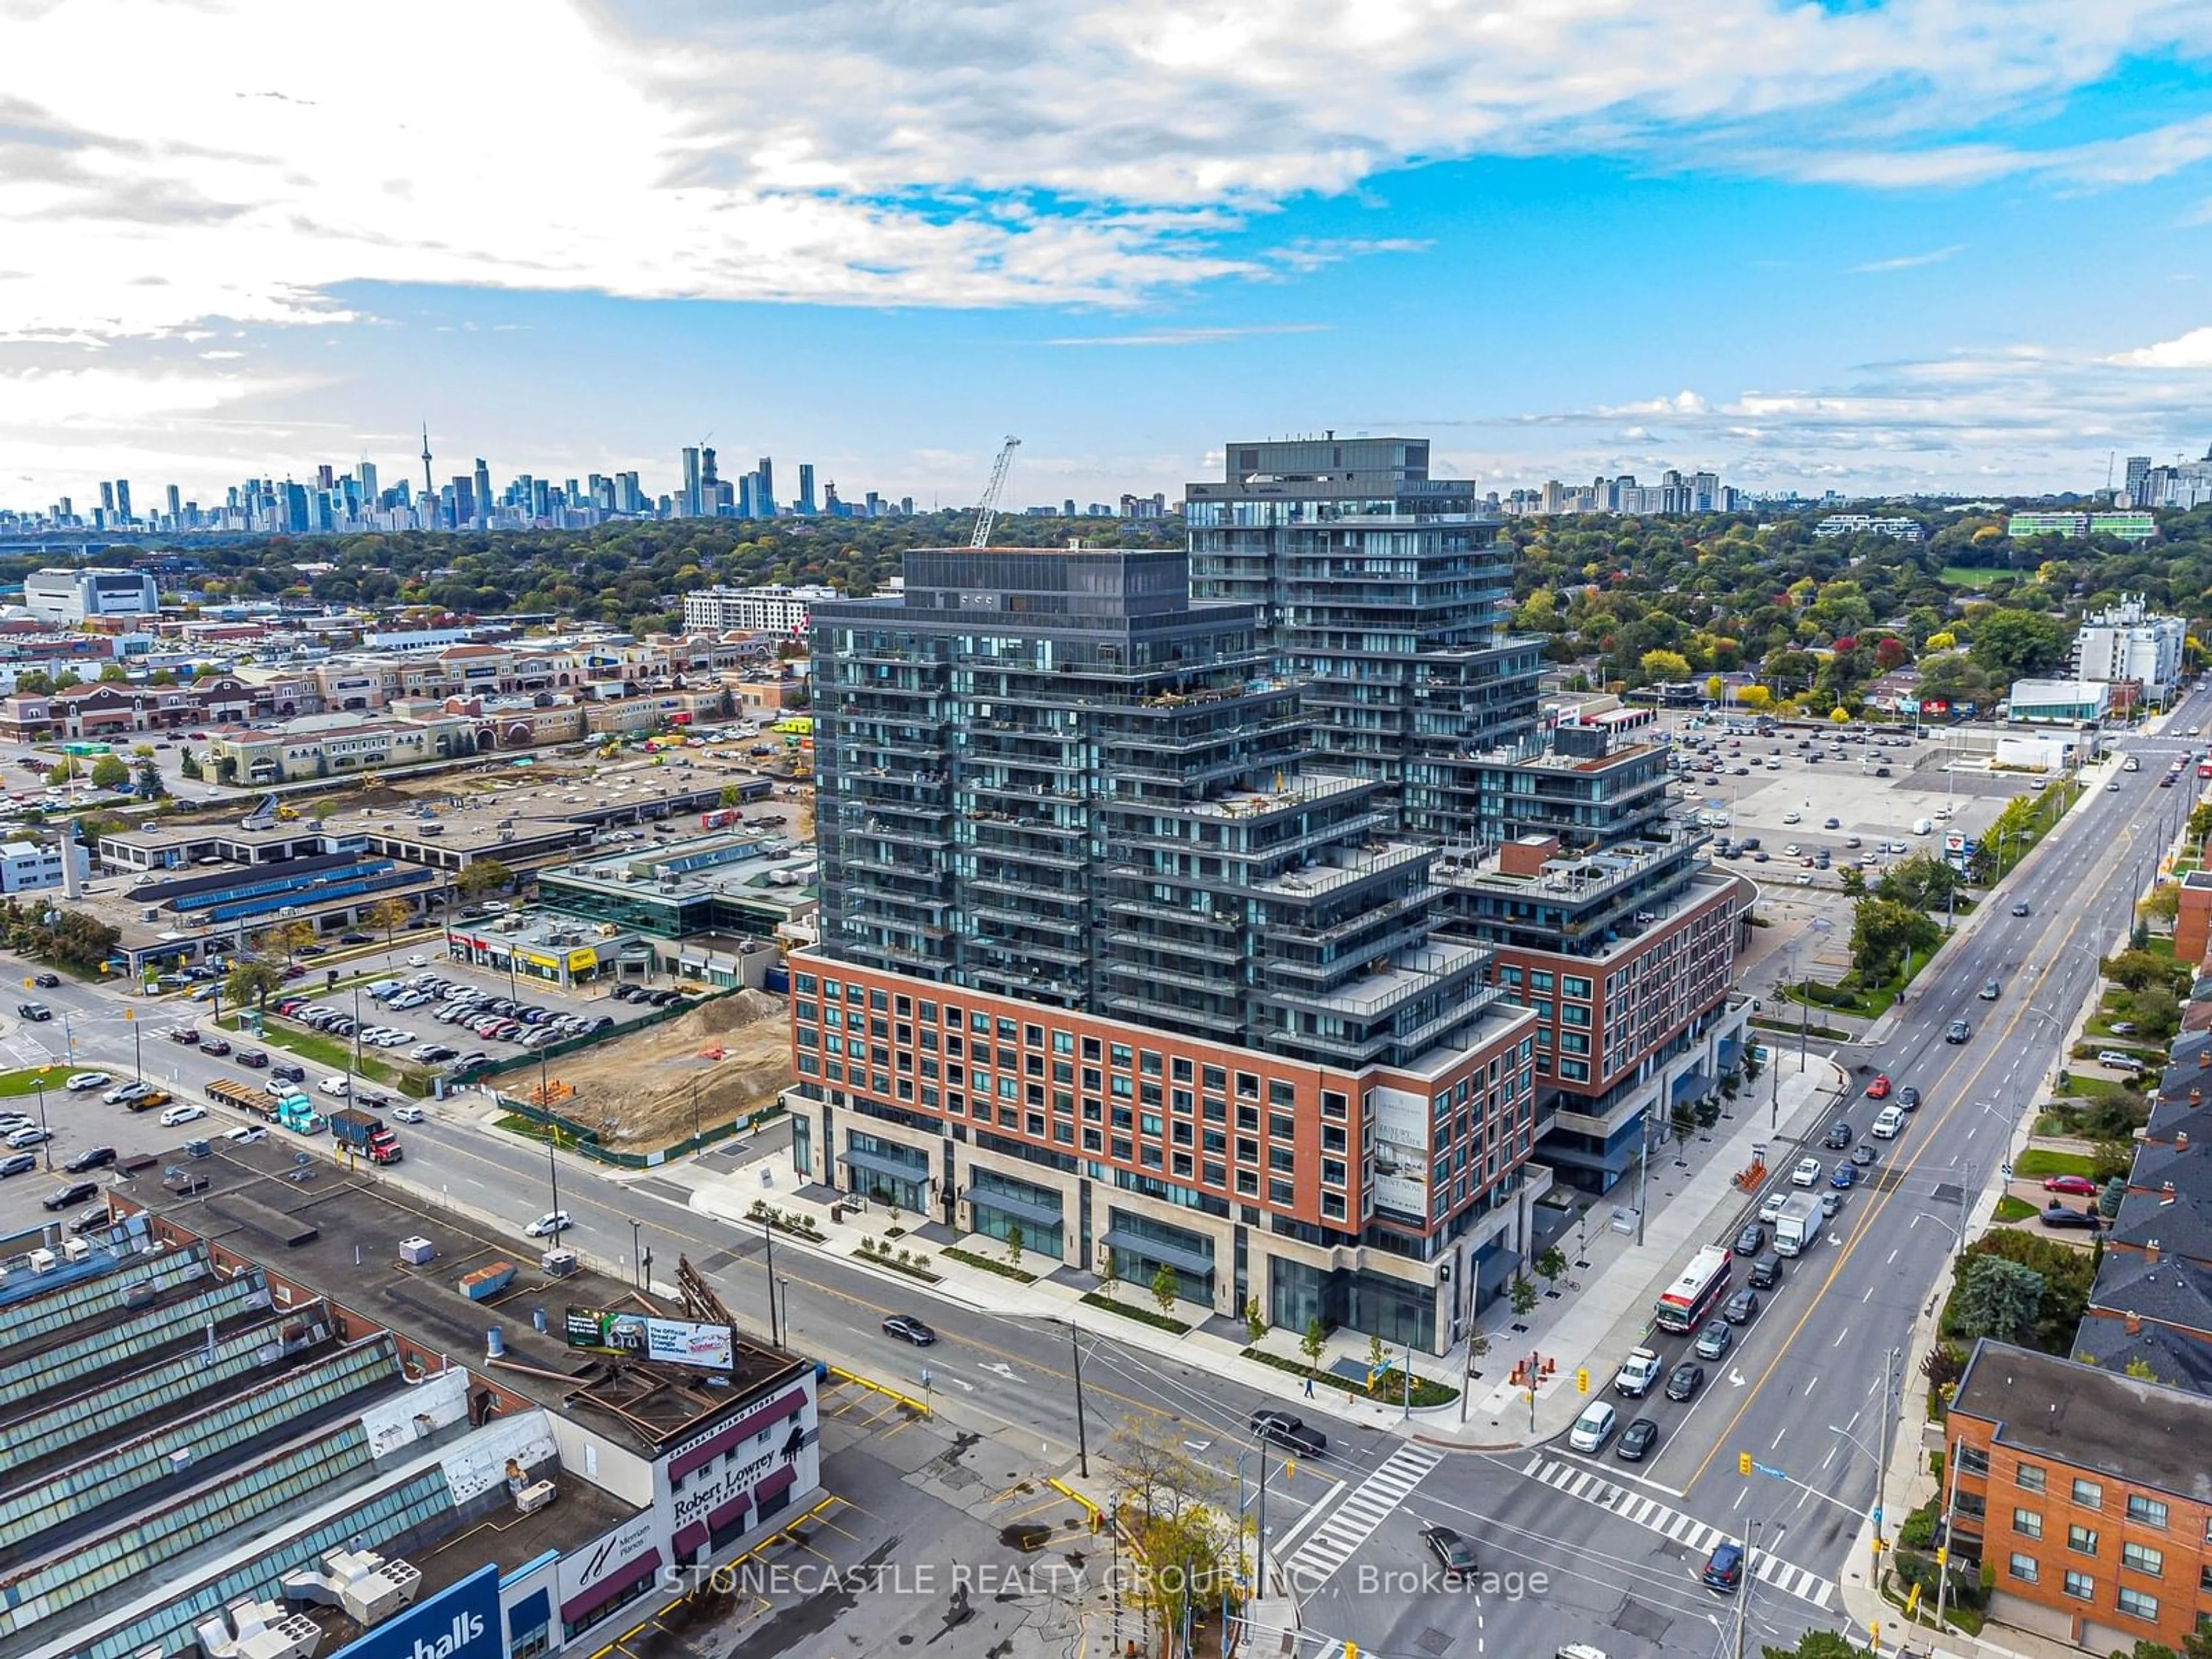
[662,1047,1850,1449]
[1452,1047,1848,1443]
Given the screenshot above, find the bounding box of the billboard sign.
[564,1307,734,1372]
[1369,1084,1431,1217]
[327,1565,501,1659]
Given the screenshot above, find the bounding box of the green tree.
[1534,1246,1569,1289]
[1150,1262,1179,1317]
[146,668,177,687]
[1005,1224,1024,1268]
[179,750,203,780]
[1969,607,2066,679]
[2127,984,2183,1041]
[134,760,164,798]
[88,755,128,789]
[44,762,69,787]
[1300,1316,1328,1370]
[1510,1274,1539,1318]
[1096,1255,1120,1301]
[224,959,283,1012]
[2099,1176,2126,1218]
[256,918,318,963]
[1952,1256,2047,1345]
[1849,894,1940,984]
[1839,865,1867,897]
[367,895,415,944]
[97,662,128,683]
[1876,852,1963,914]
[456,858,512,900]
[1638,649,1692,683]
[1244,1296,1266,1344]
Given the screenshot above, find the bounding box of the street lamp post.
[628,1218,642,1289]
[34,1081,50,1172]
[128,1010,141,1084]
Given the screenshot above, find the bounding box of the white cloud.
[0,0,2209,355]
[1851,244,1968,273]
[1040,324,1330,347]
[2109,325,2212,368]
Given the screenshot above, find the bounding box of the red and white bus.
[1653,1244,1733,1334]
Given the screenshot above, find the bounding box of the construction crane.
[970,435,1021,548]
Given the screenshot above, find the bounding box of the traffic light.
[1738,1451,1752,1477]
[1575,1368,1589,1393]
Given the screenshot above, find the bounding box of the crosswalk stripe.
[1283,1444,1442,1586]
[1525,1455,1835,1610]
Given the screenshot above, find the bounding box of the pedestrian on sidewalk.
[1303,1375,1315,1398]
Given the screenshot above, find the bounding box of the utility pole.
[1933,1437,1964,1634]
[1635,1111,1652,1248]
[760,1217,780,1347]
[1734,1520,1756,1659]
[1070,1320,1089,1478]
[1252,1434,1269,1600]
[1874,1345,1902,1552]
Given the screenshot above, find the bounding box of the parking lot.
[1669,722,2035,990]
[255,956,687,1076]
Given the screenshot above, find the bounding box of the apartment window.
[1236,1138,1257,1164]
[2118,1588,2160,1623]
[1236,1072,1259,1098]
[2073,1479,2104,1510]
[1237,1104,1260,1131]
[2122,1542,2164,1577]
[2014,1463,2046,1494]
[1082,1036,1100,1060]
[1141,1051,1162,1075]
[1269,1079,1295,1107]
[1268,1179,1294,1206]
[2008,1553,2039,1585]
[1110,1044,1132,1068]
[2067,1525,2099,1556]
[1957,1445,1990,1477]
[1269,1112,1295,1141]
[1236,1169,1259,1195]
[2013,1510,2043,1540]
[1171,1057,1192,1081]
[1322,1090,1347,1120]
[1322,1192,1346,1220]
[2127,1495,2169,1529]
[1111,1138,1132,1161]
[1024,1023,1043,1047]
[1562,976,1592,999]
[2062,1570,2094,1602]
[1268,1147,1295,1173]
[1203,1099,1226,1122]
[1203,1065,1226,1092]
[1203,1162,1225,1188]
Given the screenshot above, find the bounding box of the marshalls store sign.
[328,1566,503,1659]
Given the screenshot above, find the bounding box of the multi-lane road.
[1310,705,2205,1659]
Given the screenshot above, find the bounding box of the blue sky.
[4,0,2211,513]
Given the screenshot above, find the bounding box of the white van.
[1568,1400,1618,1453]
[1911,817,1934,836]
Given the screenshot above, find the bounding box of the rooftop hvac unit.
[280,1547,423,1626]
[62,1237,90,1264]
[26,1248,55,1275]
[192,1599,321,1659]
[515,1480,558,1516]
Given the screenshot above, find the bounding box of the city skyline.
[3,3,2212,507]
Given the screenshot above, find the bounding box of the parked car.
[525,1210,573,1238]
[65,1071,111,1092]
[159,1103,207,1127]
[44,1180,100,1210]
[64,1146,116,1172]
[0,1152,37,1178]
[2043,1175,2099,1196]
[2041,1205,2103,1231]
[226,1124,268,1143]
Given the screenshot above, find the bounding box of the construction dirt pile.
[532,990,793,1150]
